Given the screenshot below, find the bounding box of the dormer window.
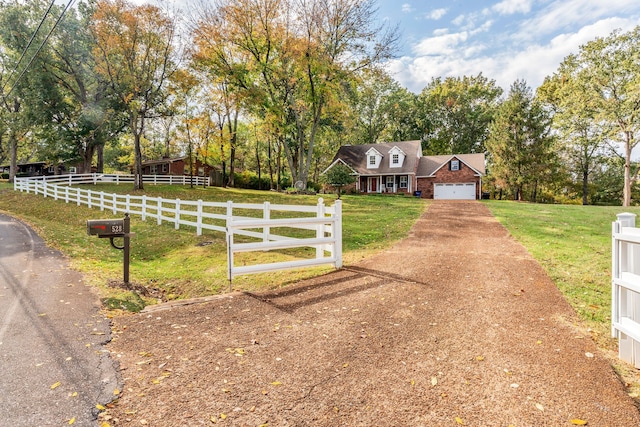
[388,146,406,168]
[366,147,382,169]
[451,159,460,171]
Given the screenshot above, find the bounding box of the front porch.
[358,174,412,194]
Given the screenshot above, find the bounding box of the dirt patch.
[102,201,640,426]
[107,279,167,302]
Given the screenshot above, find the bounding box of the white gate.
[612,212,640,367]
[226,199,342,284]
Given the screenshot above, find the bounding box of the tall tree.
[486,80,557,201]
[538,61,609,205]
[419,74,503,155]
[91,0,178,190]
[191,0,397,188]
[548,27,640,206]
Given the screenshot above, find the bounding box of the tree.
[191,0,397,188]
[91,0,178,190]
[321,162,356,198]
[547,27,640,206]
[538,64,609,205]
[345,68,416,145]
[485,80,558,201]
[419,74,503,155]
[34,1,124,174]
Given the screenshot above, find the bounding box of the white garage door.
[434,183,476,200]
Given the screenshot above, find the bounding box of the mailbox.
[87,214,131,285]
[87,219,125,237]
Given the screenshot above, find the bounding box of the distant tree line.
[0,0,638,205]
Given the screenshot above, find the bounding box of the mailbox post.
[87,213,132,285]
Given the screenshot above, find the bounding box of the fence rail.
[14,172,210,187]
[612,212,640,368]
[13,174,342,283]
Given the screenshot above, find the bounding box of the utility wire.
[4,0,77,98]
[0,0,57,96]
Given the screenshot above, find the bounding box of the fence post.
[43,181,47,198]
[263,201,271,244]
[142,195,147,221]
[226,200,234,288]
[157,197,163,225]
[196,199,203,236]
[333,199,343,268]
[614,212,640,367]
[126,194,131,213]
[100,192,105,211]
[175,198,181,230]
[316,198,325,259]
[112,193,117,214]
[88,190,92,209]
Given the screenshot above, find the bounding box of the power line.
[0,0,57,95]
[3,0,77,98]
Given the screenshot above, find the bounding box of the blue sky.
[377,0,640,93]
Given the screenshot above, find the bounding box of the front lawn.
[0,184,426,311]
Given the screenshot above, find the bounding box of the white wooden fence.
[612,212,640,367]
[13,174,343,282]
[14,172,210,187]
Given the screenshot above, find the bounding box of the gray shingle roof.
[332,141,422,175]
[416,153,486,177]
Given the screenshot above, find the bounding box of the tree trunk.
[97,144,104,173]
[8,132,17,183]
[268,137,274,190]
[82,144,95,174]
[134,133,144,190]
[623,131,633,207]
[582,169,589,205]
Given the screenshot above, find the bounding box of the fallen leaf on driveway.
[535,403,544,411]
[455,416,464,425]
[51,381,61,390]
[569,419,587,425]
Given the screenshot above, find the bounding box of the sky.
[376,0,640,93]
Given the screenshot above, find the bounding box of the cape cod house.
[325,141,485,200]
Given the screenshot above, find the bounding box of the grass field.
[485,200,640,353]
[0,182,635,346]
[0,182,426,311]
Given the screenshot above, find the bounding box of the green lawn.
[484,200,640,352]
[0,183,426,311]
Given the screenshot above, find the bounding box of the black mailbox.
[87,219,125,237]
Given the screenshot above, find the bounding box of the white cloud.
[452,14,465,26]
[492,0,533,15]
[387,16,640,94]
[412,31,469,56]
[428,8,447,20]
[518,0,640,39]
[402,3,414,13]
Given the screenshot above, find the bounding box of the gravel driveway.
[103,201,640,426]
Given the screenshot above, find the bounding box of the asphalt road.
[0,213,119,426]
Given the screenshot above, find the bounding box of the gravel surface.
[103,201,640,426]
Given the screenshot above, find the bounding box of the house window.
[369,155,376,165]
[150,165,158,174]
[399,176,408,188]
[386,176,394,188]
[198,167,204,176]
[451,159,460,171]
[392,154,399,164]
[161,164,168,173]
[69,167,77,174]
